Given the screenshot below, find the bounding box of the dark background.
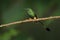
[0,0,60,40]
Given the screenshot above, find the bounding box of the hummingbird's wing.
[26,12,34,19]
[26,8,35,17]
[25,8,34,19]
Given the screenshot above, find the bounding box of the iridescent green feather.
[26,8,35,17]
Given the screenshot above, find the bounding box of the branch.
[0,16,60,27]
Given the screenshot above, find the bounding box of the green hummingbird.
[25,8,51,31]
[25,8,44,25]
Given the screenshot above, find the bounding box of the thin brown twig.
[0,16,60,27]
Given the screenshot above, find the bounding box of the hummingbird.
[25,8,44,25]
[25,8,51,31]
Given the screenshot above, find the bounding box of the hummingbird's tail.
[38,21,44,25]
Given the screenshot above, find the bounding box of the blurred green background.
[0,0,60,40]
